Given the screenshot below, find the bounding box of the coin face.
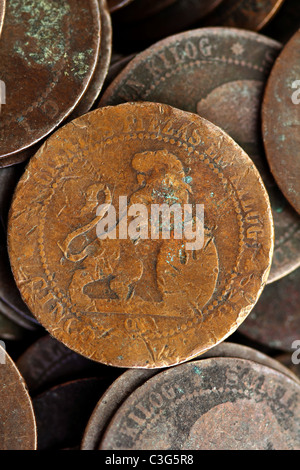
[203,0,285,31]
[263,29,300,216]
[0,345,37,450]
[239,267,300,351]
[8,102,273,368]
[0,0,101,165]
[100,358,300,450]
[101,29,298,283]
[0,0,5,36]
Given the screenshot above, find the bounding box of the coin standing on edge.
[100,358,300,450]
[0,0,101,167]
[0,345,37,450]
[263,29,300,216]
[8,102,273,368]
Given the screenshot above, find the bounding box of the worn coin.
[0,345,37,450]
[100,358,300,450]
[0,0,5,37]
[69,0,112,119]
[203,0,285,31]
[239,267,300,351]
[33,378,108,450]
[262,29,300,216]
[101,29,298,283]
[0,0,101,166]
[8,102,273,368]
[17,335,119,395]
[81,342,298,449]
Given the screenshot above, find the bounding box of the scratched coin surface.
[100,358,300,450]
[8,102,273,368]
[263,29,300,216]
[101,29,298,283]
[239,267,300,351]
[0,0,101,166]
[203,0,285,31]
[0,0,5,36]
[0,345,37,450]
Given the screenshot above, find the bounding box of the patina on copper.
[0,0,5,37]
[17,335,119,396]
[0,0,101,167]
[107,0,133,13]
[239,267,300,351]
[203,0,285,31]
[262,29,300,216]
[100,358,300,450]
[101,29,299,283]
[0,345,37,450]
[81,341,298,450]
[8,102,273,369]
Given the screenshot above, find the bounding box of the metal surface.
[107,0,134,13]
[263,29,300,216]
[8,102,273,368]
[0,0,101,166]
[100,358,300,450]
[0,345,37,450]
[0,0,5,37]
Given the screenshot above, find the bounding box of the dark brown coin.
[0,0,101,166]
[81,341,298,449]
[17,335,119,395]
[276,353,300,381]
[69,0,112,119]
[100,358,300,450]
[33,378,108,450]
[101,29,298,283]
[0,311,26,341]
[0,345,36,450]
[239,267,300,351]
[203,0,285,31]
[104,53,136,91]
[0,0,5,36]
[108,0,134,13]
[263,29,300,216]
[262,0,300,45]
[8,102,273,368]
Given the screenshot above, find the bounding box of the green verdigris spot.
[72,50,95,80]
[11,0,71,67]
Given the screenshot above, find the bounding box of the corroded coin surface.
[203,0,285,31]
[0,345,36,450]
[263,29,300,216]
[101,29,299,283]
[100,358,300,450]
[0,0,101,166]
[8,102,273,368]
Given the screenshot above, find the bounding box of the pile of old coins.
[0,0,299,451]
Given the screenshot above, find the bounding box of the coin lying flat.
[0,0,101,166]
[0,345,36,450]
[101,29,299,283]
[81,342,298,449]
[263,29,300,216]
[100,358,300,450]
[0,0,5,37]
[203,0,285,31]
[239,267,300,351]
[8,102,274,368]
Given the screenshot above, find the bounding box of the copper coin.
[81,341,297,449]
[100,358,300,450]
[33,378,108,450]
[8,102,273,368]
[108,0,134,13]
[17,335,119,395]
[104,53,136,91]
[69,0,112,119]
[262,29,300,216]
[203,0,285,31]
[239,267,300,351]
[0,0,101,166]
[276,353,300,382]
[101,29,297,283]
[0,0,5,37]
[0,345,36,450]
[262,0,300,45]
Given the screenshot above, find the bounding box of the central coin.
[8,103,273,368]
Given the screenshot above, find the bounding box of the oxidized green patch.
[72,50,95,80]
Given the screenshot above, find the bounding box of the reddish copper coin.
[8,102,274,368]
[263,29,300,216]
[100,357,300,450]
[203,0,285,31]
[108,0,134,13]
[101,29,297,283]
[0,345,37,450]
[69,0,112,119]
[0,0,5,36]
[239,267,300,351]
[0,0,101,166]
